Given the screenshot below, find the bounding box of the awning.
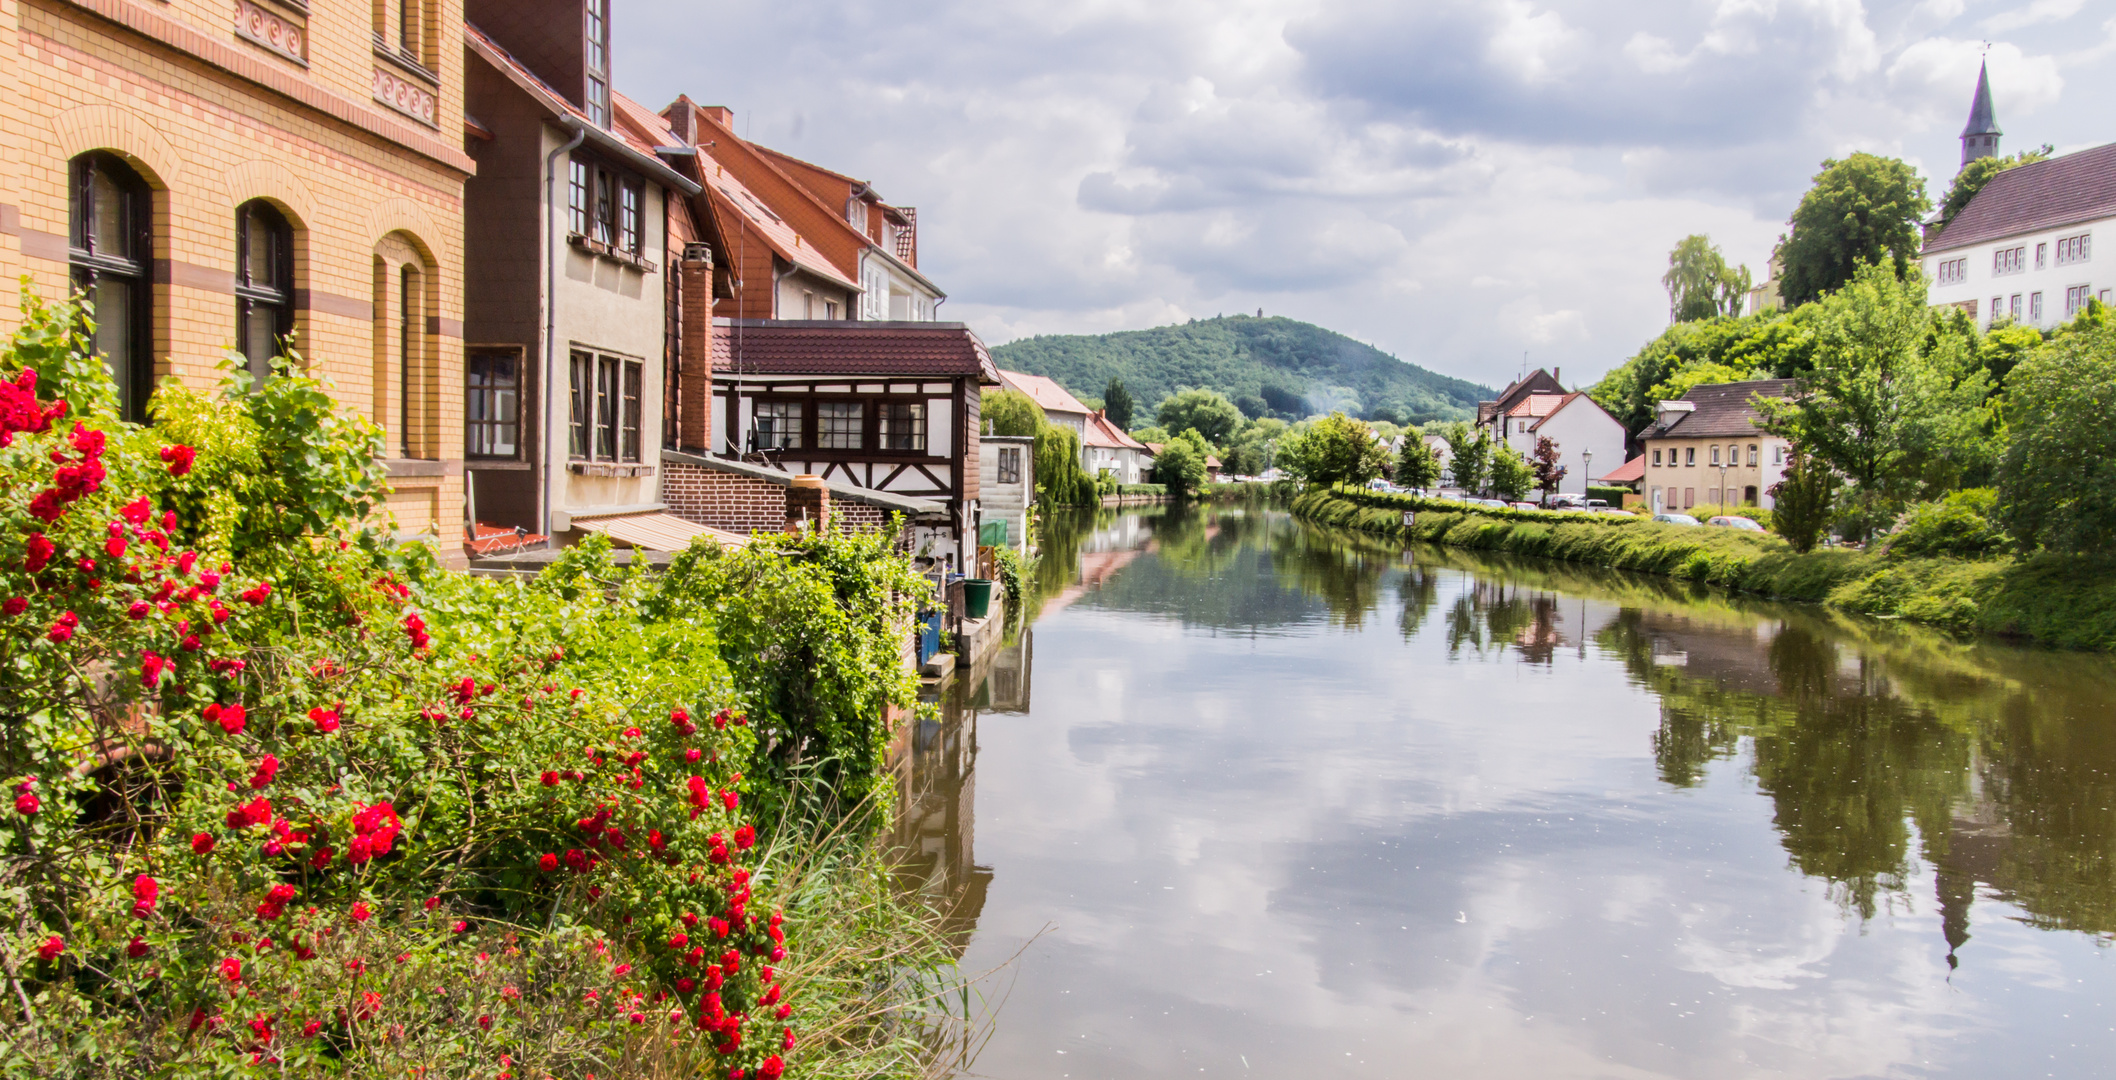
[571,512,751,551]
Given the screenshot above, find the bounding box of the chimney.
[665,95,697,144]
[701,106,734,128]
[785,474,829,531]
[678,242,715,452]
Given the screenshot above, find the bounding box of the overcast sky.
[617,0,2116,391]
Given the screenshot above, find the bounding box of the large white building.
[1924,63,2115,329]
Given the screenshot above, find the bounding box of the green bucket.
[962,578,996,619]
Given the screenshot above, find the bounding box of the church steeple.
[1960,59,2001,167]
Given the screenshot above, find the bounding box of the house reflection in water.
[891,627,1032,953]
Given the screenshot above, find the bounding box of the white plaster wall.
[1927,217,2113,329]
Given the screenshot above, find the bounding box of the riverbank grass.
[1294,486,2116,649]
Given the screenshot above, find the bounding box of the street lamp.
[1717,460,1730,513]
[1580,448,1592,500]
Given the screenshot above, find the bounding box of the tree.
[1151,430,1210,498]
[1490,443,1534,502]
[1442,422,1490,495]
[1996,319,2116,554]
[984,388,1045,437]
[1755,262,1993,540]
[1937,146,2050,225]
[1589,308,1819,433]
[1530,436,1567,502]
[1769,449,1838,553]
[1033,423,1096,506]
[1225,417,1286,477]
[1396,429,1441,490]
[1277,412,1388,488]
[1103,376,1134,429]
[1663,235,1752,322]
[1774,153,1931,307]
[1156,387,1244,446]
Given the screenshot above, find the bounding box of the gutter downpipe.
[541,120,589,540]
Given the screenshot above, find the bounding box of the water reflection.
[920,505,2116,1078]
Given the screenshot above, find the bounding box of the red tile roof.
[998,371,1091,416]
[712,319,1000,381]
[1085,411,1149,452]
[1598,455,1646,484]
[697,155,856,290]
[1506,393,1566,418]
[1925,142,2116,254]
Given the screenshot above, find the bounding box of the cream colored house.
[1639,380,1794,513]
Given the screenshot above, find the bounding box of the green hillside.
[988,314,1491,426]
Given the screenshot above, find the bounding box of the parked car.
[1545,493,1586,509]
[1585,498,1610,509]
[1366,478,1394,492]
[1653,513,1701,526]
[1509,502,1540,512]
[1596,507,1635,516]
[1475,499,1511,510]
[1707,515,1766,532]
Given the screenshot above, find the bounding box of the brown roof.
[1640,379,1794,440]
[712,319,999,381]
[1924,142,2116,254]
[998,371,1091,416]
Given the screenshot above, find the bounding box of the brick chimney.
[678,242,714,452]
[785,474,829,531]
[701,105,734,128]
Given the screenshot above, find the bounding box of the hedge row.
[1292,488,2116,650]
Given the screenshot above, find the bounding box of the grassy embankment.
[1293,486,2116,650]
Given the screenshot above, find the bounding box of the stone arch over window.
[372,230,438,460]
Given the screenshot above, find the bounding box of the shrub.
[1997,318,2116,554]
[1150,434,1209,498]
[0,294,933,1078]
[1886,488,2009,559]
[1769,450,1837,554]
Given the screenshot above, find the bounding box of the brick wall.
[664,460,896,536]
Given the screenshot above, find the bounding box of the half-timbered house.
[699,318,999,571]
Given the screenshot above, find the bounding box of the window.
[1935,257,1967,285]
[2066,285,2095,316]
[621,359,641,461]
[1990,296,2003,322]
[1747,444,1758,467]
[1684,447,1695,466]
[2057,234,2091,265]
[399,0,421,59]
[1707,488,1721,505]
[565,350,644,462]
[879,401,925,452]
[400,267,421,457]
[752,401,803,451]
[235,201,292,387]
[2035,243,2048,270]
[1772,445,1785,465]
[583,0,609,126]
[1728,444,1739,464]
[567,156,641,253]
[825,300,839,320]
[1652,449,1662,467]
[998,446,1022,485]
[1682,487,1694,509]
[466,349,521,459]
[1710,445,1721,466]
[2010,294,2022,319]
[818,401,863,449]
[2030,292,2044,322]
[568,351,592,458]
[1995,247,2026,275]
[69,153,152,422]
[802,291,814,319]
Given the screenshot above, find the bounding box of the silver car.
[1653,513,1701,526]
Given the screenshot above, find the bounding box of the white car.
[1653,513,1702,526]
[1708,515,1766,532]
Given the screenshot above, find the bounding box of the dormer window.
[583,0,610,126]
[846,198,868,233]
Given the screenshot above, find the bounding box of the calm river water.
[896,504,2116,1079]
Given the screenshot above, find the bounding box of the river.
[895,503,2116,1079]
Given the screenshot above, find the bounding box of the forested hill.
[988,315,1492,425]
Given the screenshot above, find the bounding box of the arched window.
[236,201,293,385]
[69,153,152,420]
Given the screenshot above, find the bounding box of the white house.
[1923,64,2115,329]
[1083,410,1153,484]
[1488,392,1628,497]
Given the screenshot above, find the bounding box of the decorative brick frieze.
[373,67,438,128]
[233,0,306,66]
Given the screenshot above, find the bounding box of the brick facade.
[0,0,472,560]
[662,460,896,535]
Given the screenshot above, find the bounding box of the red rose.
[126,936,150,959]
[351,901,372,923]
[192,832,217,854]
[132,875,160,918]
[13,792,38,816]
[249,754,279,789]
[36,935,63,961]
[1,597,24,617]
[733,824,756,851]
[453,920,469,934]
[308,706,340,734]
[423,896,439,911]
[538,853,559,872]
[219,957,242,982]
[160,444,196,476]
[104,535,126,559]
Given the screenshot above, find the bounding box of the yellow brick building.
[0,0,474,558]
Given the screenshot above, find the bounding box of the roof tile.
[711,319,999,381]
[1925,142,2116,253]
[1641,379,1795,440]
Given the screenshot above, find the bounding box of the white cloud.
[1981,0,2085,34]
[615,0,2109,392]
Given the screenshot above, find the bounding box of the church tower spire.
[1960,59,2001,166]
